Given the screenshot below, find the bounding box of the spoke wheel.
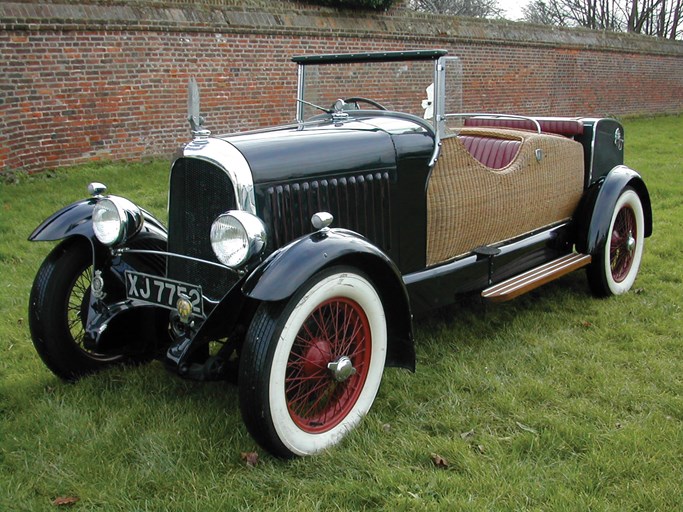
[587,187,645,297]
[30,239,124,381]
[239,267,387,457]
[609,205,637,283]
[286,297,372,433]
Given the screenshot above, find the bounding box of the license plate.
[125,271,203,317]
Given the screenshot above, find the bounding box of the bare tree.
[410,0,505,18]
[522,0,682,37]
[619,0,683,35]
[530,0,621,29]
[522,0,569,24]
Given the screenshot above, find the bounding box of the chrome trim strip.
[447,113,542,134]
[217,123,301,138]
[116,248,232,271]
[175,137,256,214]
[581,117,601,186]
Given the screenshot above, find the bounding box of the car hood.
[220,116,428,184]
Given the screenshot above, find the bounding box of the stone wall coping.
[2,0,682,57]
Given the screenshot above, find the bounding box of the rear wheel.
[587,187,645,296]
[239,267,387,457]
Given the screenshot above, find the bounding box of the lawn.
[1,116,682,511]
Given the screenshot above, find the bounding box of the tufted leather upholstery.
[464,117,584,137]
[458,135,522,169]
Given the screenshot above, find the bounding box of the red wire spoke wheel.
[285,297,372,433]
[609,205,638,283]
[239,267,387,457]
[588,187,645,296]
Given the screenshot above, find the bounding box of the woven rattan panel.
[426,128,584,266]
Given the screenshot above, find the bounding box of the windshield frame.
[293,49,448,124]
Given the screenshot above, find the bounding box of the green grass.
[1,116,682,511]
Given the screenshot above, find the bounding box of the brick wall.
[1,0,682,174]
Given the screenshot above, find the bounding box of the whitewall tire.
[588,187,645,296]
[239,267,387,457]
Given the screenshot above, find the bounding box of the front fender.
[575,165,653,255]
[29,198,98,242]
[244,229,415,371]
[29,198,170,351]
[244,229,397,301]
[29,198,167,243]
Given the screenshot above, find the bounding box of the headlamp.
[210,211,266,268]
[92,196,143,246]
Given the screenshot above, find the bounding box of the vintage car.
[28,50,652,458]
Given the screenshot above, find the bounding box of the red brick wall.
[1,0,682,174]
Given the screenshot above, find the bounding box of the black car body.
[28,50,652,457]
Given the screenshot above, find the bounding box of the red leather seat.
[464,117,584,137]
[458,135,521,169]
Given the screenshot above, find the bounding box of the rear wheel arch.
[575,166,652,255]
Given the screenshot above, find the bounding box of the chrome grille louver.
[167,158,238,300]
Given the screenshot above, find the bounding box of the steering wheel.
[342,97,388,111]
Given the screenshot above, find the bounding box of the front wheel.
[29,239,128,381]
[239,267,387,457]
[587,187,645,296]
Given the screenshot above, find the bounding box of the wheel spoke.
[300,384,336,419]
[286,296,372,433]
[288,378,333,410]
[338,312,364,356]
[65,267,105,354]
[610,206,637,282]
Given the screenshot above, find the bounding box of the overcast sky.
[499,0,528,20]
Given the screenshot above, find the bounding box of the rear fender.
[243,229,415,371]
[575,165,652,255]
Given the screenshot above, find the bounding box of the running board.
[481,253,592,303]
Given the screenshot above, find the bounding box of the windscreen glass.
[299,59,436,122]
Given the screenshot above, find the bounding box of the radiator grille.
[167,158,237,300]
[264,172,392,251]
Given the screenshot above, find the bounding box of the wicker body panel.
[426,128,584,266]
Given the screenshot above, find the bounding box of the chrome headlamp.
[92,196,144,246]
[210,211,266,268]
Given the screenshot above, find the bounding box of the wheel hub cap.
[327,356,357,382]
[626,232,636,253]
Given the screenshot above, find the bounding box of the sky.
[498,0,528,20]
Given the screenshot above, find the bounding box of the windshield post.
[434,57,446,138]
[296,63,305,123]
[429,57,447,166]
